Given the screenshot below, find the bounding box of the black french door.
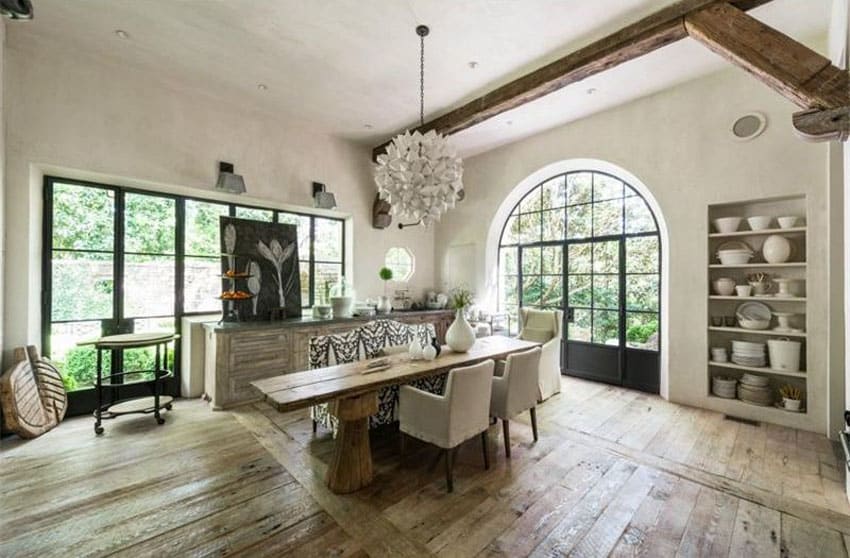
[562,234,660,393]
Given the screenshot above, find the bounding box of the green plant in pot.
[779,384,802,411]
[313,280,332,319]
[377,267,393,314]
[446,286,476,352]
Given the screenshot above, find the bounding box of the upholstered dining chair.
[398,360,494,492]
[490,346,542,458]
[517,308,563,401]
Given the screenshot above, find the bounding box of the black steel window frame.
[42,175,346,393]
[497,170,661,353]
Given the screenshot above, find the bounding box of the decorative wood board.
[0,346,67,438]
[253,336,538,412]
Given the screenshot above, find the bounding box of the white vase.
[446,309,475,352]
[408,340,423,360]
[376,295,392,314]
[762,235,791,264]
[422,344,437,361]
[331,296,353,318]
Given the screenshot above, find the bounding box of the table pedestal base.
[326,391,379,494]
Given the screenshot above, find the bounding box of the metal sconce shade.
[0,0,33,19]
[312,182,337,209]
[215,162,246,194]
[314,192,337,209]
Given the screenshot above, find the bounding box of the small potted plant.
[779,384,802,411]
[313,280,332,319]
[377,267,393,314]
[445,286,475,352]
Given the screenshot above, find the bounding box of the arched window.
[498,170,661,390]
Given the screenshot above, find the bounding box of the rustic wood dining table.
[252,335,538,494]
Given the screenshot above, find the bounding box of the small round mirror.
[731,112,766,141]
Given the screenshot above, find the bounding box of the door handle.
[566,307,575,323]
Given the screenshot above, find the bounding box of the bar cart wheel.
[94,424,104,435]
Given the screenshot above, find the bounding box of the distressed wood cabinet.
[203,310,454,409]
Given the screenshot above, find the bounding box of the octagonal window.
[385,247,414,282]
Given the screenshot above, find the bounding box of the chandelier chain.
[420,32,425,127]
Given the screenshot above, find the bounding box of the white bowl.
[732,340,765,350]
[777,216,798,229]
[747,216,772,231]
[713,217,742,234]
[738,318,771,330]
[712,278,736,296]
[717,250,753,265]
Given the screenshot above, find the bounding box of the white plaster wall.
[435,67,832,434]
[2,38,435,363]
[0,19,5,359]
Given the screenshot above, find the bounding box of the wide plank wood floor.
[3,376,850,557]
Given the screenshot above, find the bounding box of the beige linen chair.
[491,347,542,458]
[517,308,563,401]
[398,360,494,492]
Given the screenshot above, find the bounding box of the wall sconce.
[215,162,246,194]
[1,0,33,19]
[313,182,337,209]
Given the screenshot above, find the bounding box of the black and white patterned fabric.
[386,320,414,347]
[309,334,338,434]
[360,320,389,359]
[308,335,331,368]
[329,329,361,365]
[309,319,448,434]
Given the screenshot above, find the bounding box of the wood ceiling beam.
[684,2,850,110]
[373,0,773,159]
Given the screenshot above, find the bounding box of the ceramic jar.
[376,295,392,314]
[408,340,423,360]
[430,336,441,358]
[446,309,475,352]
[712,278,736,296]
[762,235,792,264]
[422,344,437,361]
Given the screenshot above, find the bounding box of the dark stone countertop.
[202,309,454,333]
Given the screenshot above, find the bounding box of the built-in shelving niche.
[707,195,808,419]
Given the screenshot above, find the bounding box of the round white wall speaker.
[731,112,767,141]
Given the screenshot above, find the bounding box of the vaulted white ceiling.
[7,0,833,156]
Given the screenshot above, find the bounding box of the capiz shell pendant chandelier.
[374,25,463,229]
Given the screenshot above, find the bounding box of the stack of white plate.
[738,376,773,406]
[731,340,766,367]
[712,376,737,399]
[740,373,769,387]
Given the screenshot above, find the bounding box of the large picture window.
[43,177,345,397]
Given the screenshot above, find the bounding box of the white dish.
[736,302,772,321]
[747,216,772,231]
[717,251,753,265]
[732,340,766,349]
[741,373,770,387]
[777,216,798,229]
[713,217,742,233]
[774,402,806,413]
[738,319,770,330]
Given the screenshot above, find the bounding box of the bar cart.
[80,332,179,435]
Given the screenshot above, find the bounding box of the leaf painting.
[246,260,261,315]
[258,238,295,307]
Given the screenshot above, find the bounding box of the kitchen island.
[202,309,454,409]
